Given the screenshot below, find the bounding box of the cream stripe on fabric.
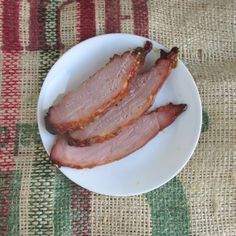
[15,51,40,235]
[120,0,134,34]
[91,194,152,236]
[95,0,105,35]
[19,0,30,49]
[60,1,78,51]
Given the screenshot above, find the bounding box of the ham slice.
[45,41,152,134]
[68,47,179,146]
[50,103,187,169]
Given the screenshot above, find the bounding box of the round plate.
[37,33,202,196]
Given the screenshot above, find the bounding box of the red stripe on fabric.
[2,0,22,51]
[0,172,14,234]
[105,0,121,33]
[71,187,92,235]
[27,0,50,50]
[0,52,21,171]
[77,0,96,42]
[132,0,149,37]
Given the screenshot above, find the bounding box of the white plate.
[37,33,202,196]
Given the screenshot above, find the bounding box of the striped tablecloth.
[0,1,235,235]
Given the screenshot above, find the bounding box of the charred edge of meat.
[153,103,187,114]
[160,47,179,59]
[45,107,56,134]
[132,41,153,57]
[154,103,187,123]
[67,133,89,146]
[68,131,118,147]
[50,158,62,168]
[68,137,90,147]
[160,47,179,68]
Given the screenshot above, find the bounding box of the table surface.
[0,0,235,235]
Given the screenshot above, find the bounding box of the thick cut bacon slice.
[50,103,187,169]
[45,41,152,134]
[68,47,179,146]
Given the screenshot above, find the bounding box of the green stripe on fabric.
[45,0,60,47]
[28,130,57,235]
[8,171,21,236]
[202,110,210,132]
[71,186,92,235]
[27,0,67,233]
[54,170,92,236]
[39,50,60,81]
[0,171,21,235]
[14,123,38,155]
[145,177,190,236]
[54,170,73,236]
[28,45,60,235]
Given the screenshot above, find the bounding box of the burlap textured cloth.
[0,0,235,235]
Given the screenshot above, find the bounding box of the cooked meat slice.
[50,103,187,169]
[68,47,179,146]
[45,41,152,134]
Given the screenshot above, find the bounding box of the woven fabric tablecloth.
[0,0,235,235]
